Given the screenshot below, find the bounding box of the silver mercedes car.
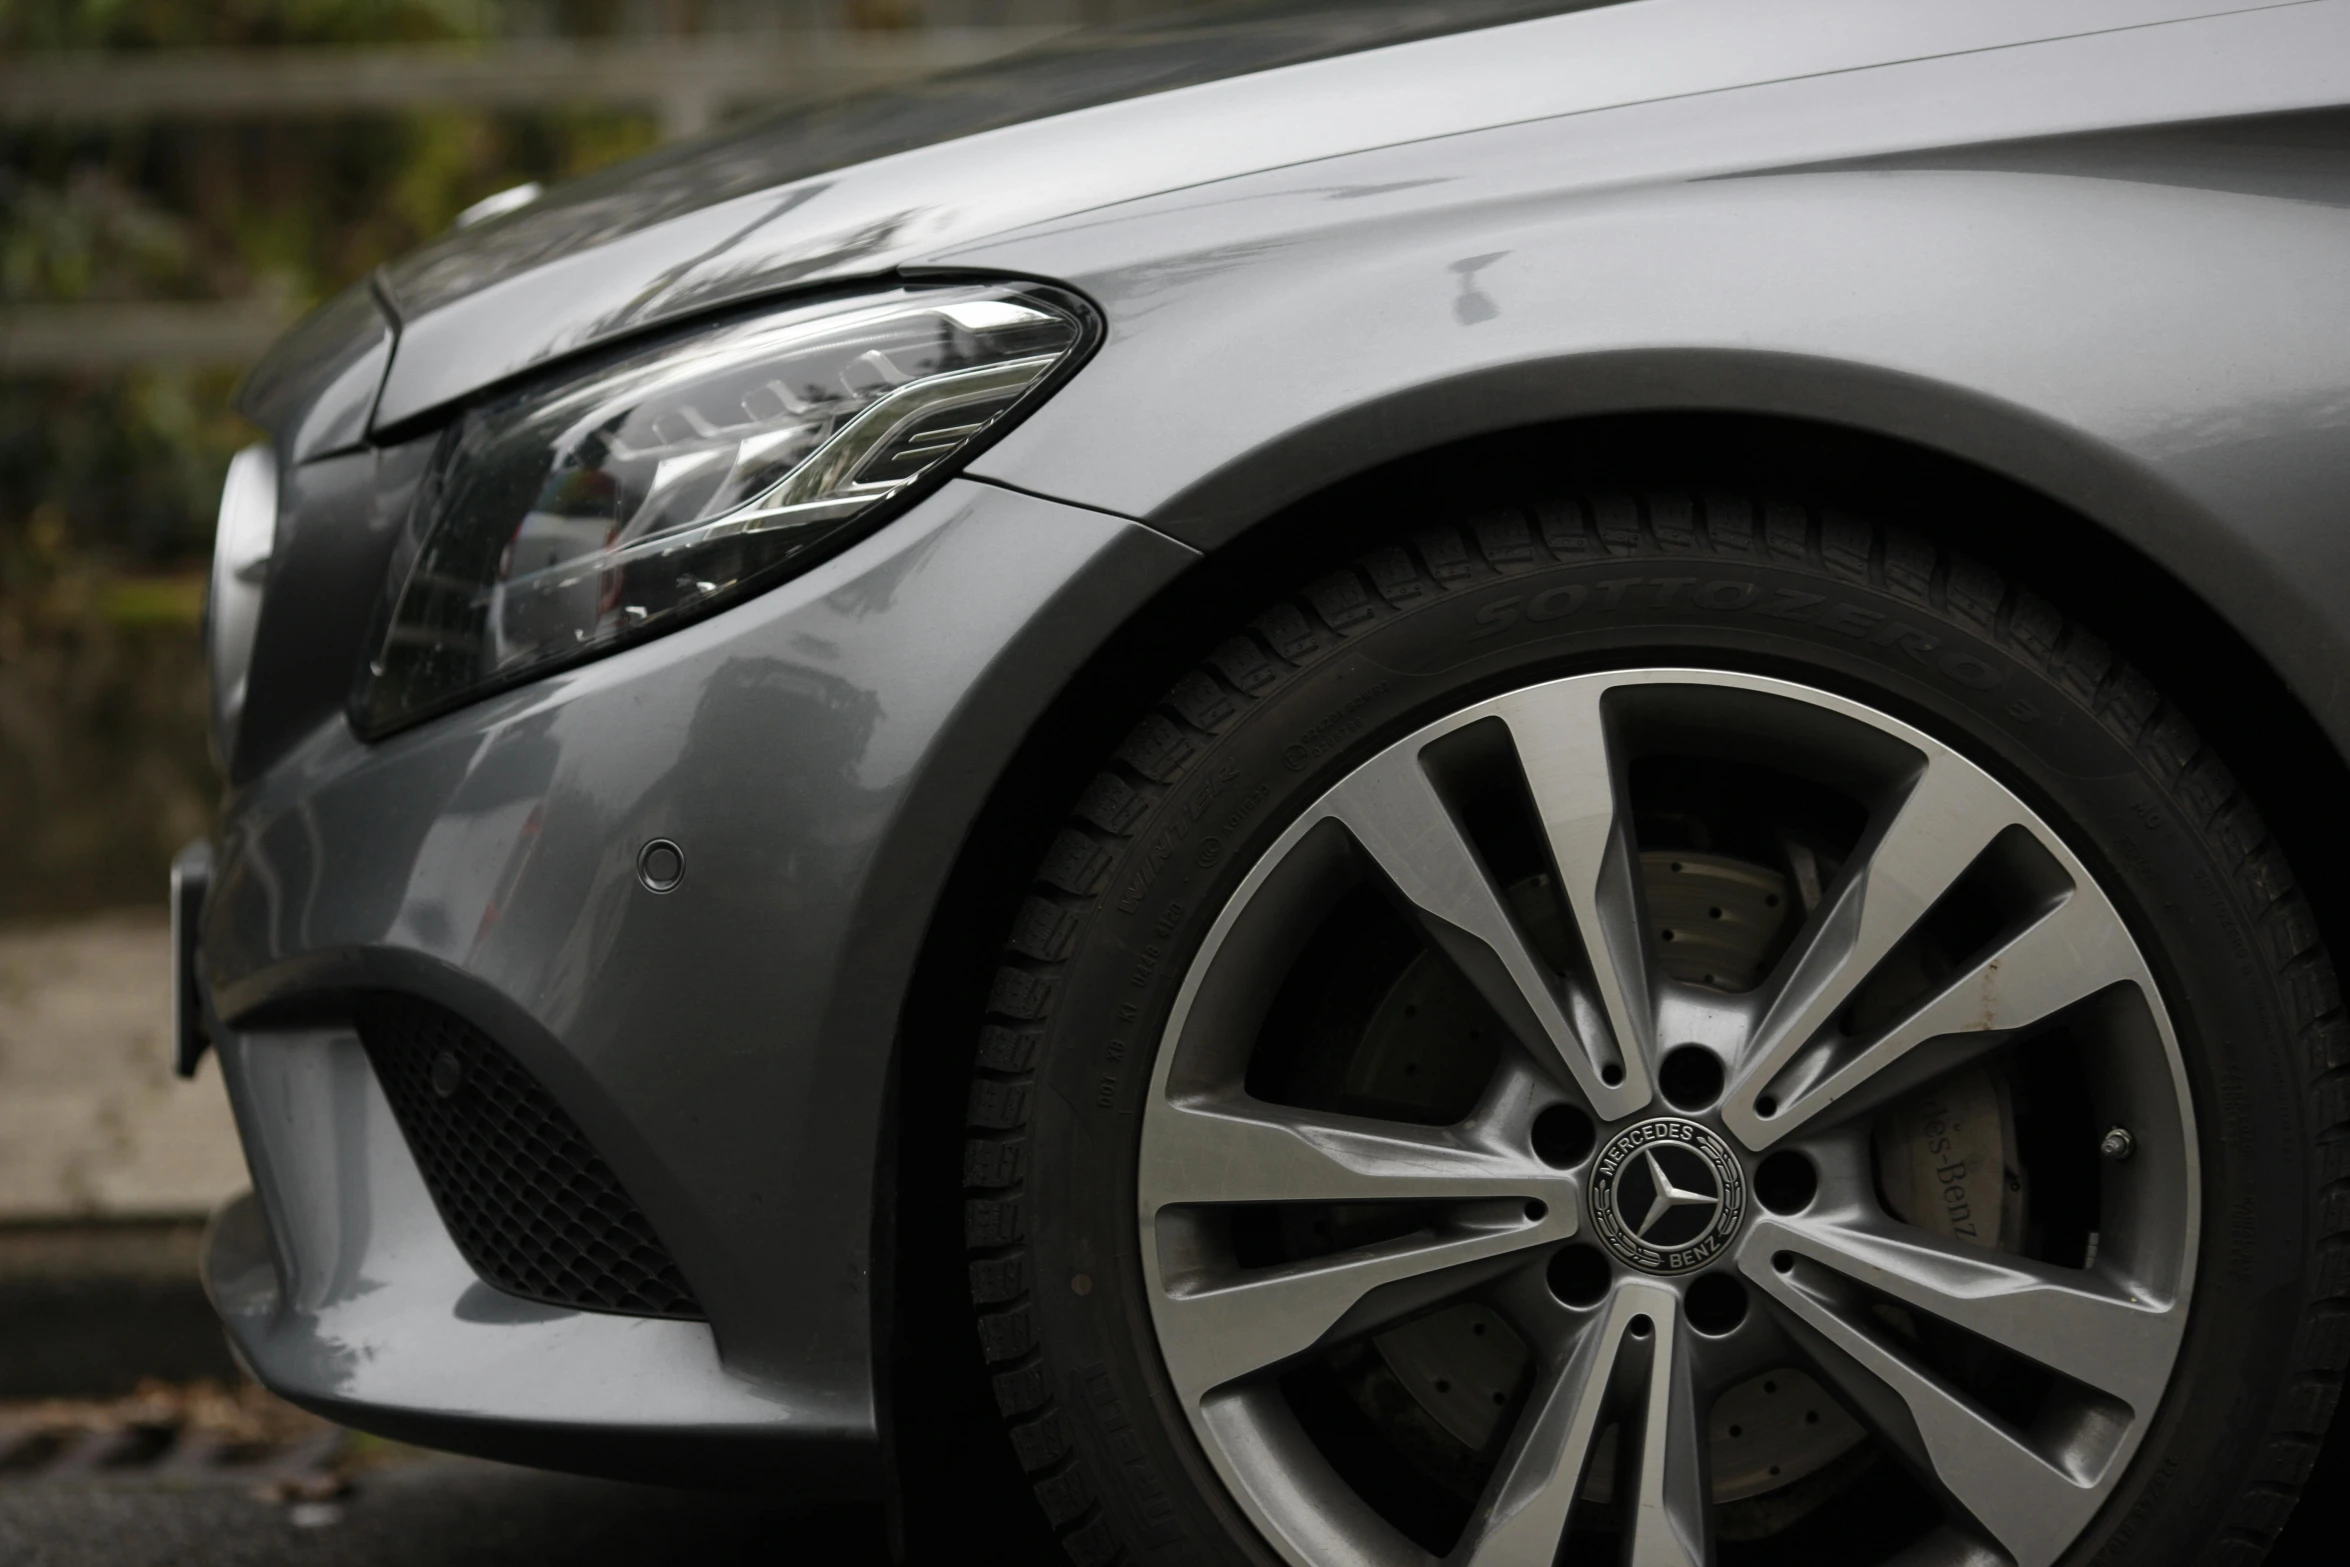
[182,3,2350,1563]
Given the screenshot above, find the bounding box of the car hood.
[380,1,1604,324]
[274,0,1619,437]
[245,0,2266,439]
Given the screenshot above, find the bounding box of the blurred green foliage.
[0,0,491,50]
[1,1,662,917]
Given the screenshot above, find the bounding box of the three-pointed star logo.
[1632,1146,1720,1240]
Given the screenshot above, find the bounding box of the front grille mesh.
[355,995,703,1320]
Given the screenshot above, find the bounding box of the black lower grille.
[354,995,703,1320]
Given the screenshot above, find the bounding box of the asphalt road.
[0,1456,893,1567]
[8,1439,2350,1567]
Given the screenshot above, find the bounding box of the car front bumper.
[198,477,1194,1479]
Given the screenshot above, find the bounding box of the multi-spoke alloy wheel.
[957,501,2347,1567]
[1139,670,2194,1567]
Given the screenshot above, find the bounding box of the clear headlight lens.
[359,282,1090,735]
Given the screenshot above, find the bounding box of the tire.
[960,493,2349,1567]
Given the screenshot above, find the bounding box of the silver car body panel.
[367,0,2310,427]
[205,479,1195,1464]
[946,0,2350,747]
[205,1032,833,1482]
[204,0,2350,1485]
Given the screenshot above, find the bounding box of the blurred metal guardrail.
[0,29,1066,138]
[0,301,298,373]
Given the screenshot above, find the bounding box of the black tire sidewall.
[1015,538,2315,1567]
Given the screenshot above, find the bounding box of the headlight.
[357,281,1092,736]
[208,441,279,766]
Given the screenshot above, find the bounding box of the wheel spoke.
[1500,683,1661,1109]
[1453,1282,1704,1567]
[1154,1210,1568,1405]
[1451,1310,1620,1567]
[1746,1238,2128,1567]
[1747,1214,2178,1409]
[1623,1289,1709,1567]
[1323,745,1642,1118]
[1724,754,2028,1146]
[1736,887,2146,1143]
[1142,1096,1561,1210]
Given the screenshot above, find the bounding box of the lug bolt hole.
[1531,1104,1596,1168]
[1686,1272,1748,1334]
[1628,1314,1654,1339]
[1600,1061,1626,1087]
[1546,1244,1611,1308]
[1755,1150,1819,1215]
[1524,1199,1548,1223]
[1658,1045,1724,1110]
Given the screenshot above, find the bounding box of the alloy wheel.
[1138,669,2197,1567]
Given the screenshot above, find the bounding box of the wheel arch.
[881,393,2350,1509]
